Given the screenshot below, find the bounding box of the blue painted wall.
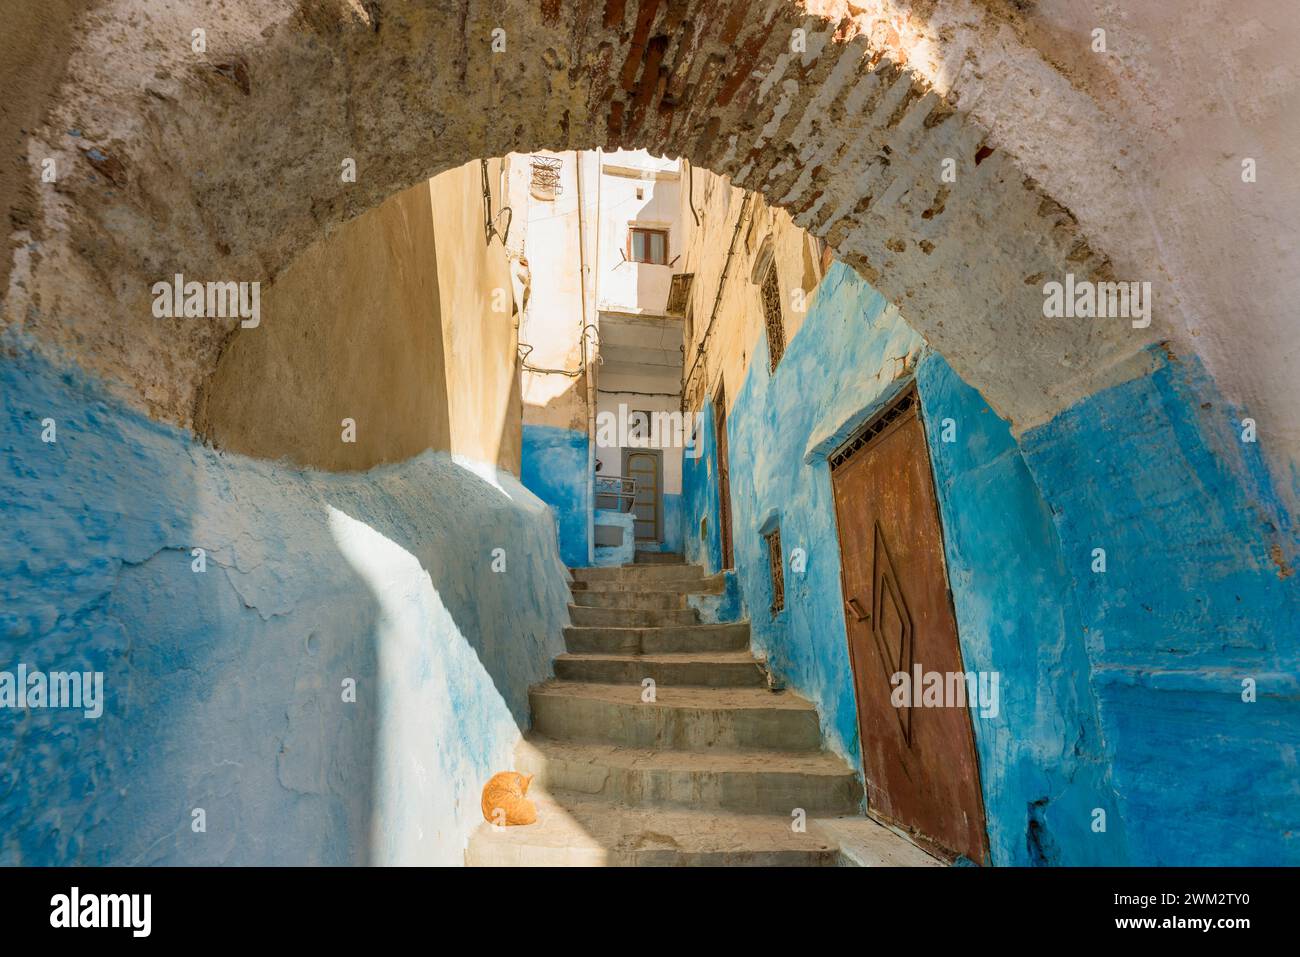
[1017,347,1300,865]
[917,353,1125,866]
[662,492,684,555]
[680,261,1299,865]
[703,263,1116,867]
[1,341,571,865]
[682,407,725,575]
[520,424,590,568]
[593,509,635,567]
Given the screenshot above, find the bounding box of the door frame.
[622,447,663,543]
[828,382,990,864]
[712,382,735,569]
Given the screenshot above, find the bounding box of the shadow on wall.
[0,338,570,865]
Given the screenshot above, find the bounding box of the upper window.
[629,227,668,265]
[760,263,786,372]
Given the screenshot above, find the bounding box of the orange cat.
[481,771,537,826]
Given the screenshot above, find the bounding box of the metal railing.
[594,474,637,512]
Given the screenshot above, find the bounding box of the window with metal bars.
[764,527,785,615]
[529,155,562,200]
[760,263,786,372]
[828,387,918,471]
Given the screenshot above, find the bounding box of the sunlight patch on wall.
[327,504,519,865]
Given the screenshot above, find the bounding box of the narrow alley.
[1,0,1297,892]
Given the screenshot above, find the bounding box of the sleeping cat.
[481,771,537,826]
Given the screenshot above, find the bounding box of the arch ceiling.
[4,0,1294,474]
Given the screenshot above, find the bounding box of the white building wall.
[595,150,683,317]
[591,150,688,538]
[516,150,589,432]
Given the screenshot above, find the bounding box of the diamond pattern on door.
[871,521,914,746]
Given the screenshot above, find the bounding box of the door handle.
[846,598,871,622]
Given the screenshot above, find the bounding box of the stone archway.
[5,0,1153,436]
[3,0,1298,869]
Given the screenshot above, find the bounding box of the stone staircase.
[466,560,941,866]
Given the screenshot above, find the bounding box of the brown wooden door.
[713,385,734,569]
[829,389,989,863]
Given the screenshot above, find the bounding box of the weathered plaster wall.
[430,158,523,474]
[807,0,1300,482]
[520,424,591,569]
[593,508,636,568]
[1,338,570,865]
[679,175,826,415]
[658,493,684,555]
[684,259,1298,865]
[915,350,1124,867]
[682,399,724,575]
[515,149,595,567]
[687,262,1120,865]
[0,0,90,305]
[199,158,520,473]
[199,179,451,471]
[1017,347,1300,865]
[10,0,1256,485]
[595,150,681,317]
[518,150,590,436]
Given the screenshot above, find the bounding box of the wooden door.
[623,449,662,543]
[713,385,734,569]
[829,387,989,863]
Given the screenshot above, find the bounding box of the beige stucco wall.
[679,168,828,416]
[430,158,523,473]
[199,159,521,474]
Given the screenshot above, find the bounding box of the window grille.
[760,264,785,372]
[529,155,562,200]
[666,273,694,316]
[828,388,918,471]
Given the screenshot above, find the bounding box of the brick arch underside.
[4,0,1149,436]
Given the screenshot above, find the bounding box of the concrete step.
[464,789,839,866]
[570,574,725,596]
[516,736,864,814]
[568,604,699,627]
[572,564,705,583]
[554,651,765,687]
[634,552,686,565]
[563,622,750,655]
[529,681,823,752]
[572,590,688,610]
